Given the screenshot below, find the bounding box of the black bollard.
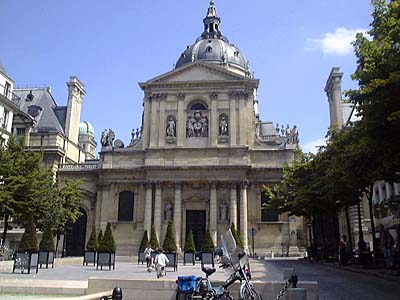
[288,274,298,288]
[112,287,123,300]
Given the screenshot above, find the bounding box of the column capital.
[145,182,153,189]
[210,182,217,189]
[241,180,249,189]
[174,182,183,189]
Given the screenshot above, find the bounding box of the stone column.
[144,183,153,235]
[177,96,185,147]
[240,182,249,250]
[230,183,237,228]
[154,183,162,242]
[149,99,159,148]
[238,99,246,146]
[378,183,385,202]
[230,98,237,146]
[142,98,151,150]
[133,185,139,223]
[173,183,182,250]
[210,183,218,245]
[158,100,166,147]
[385,182,393,200]
[210,100,218,146]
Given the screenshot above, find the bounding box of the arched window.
[118,191,134,221]
[190,103,207,110]
[261,191,278,222]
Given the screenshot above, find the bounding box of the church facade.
[59,2,305,256]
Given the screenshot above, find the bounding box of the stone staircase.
[112,223,139,256]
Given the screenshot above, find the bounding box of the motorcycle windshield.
[221,229,237,259]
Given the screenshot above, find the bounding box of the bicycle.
[176,230,262,300]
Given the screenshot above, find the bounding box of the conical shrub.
[86,227,98,251]
[149,225,159,249]
[163,221,177,252]
[139,230,149,251]
[97,229,103,247]
[202,228,215,251]
[19,215,38,252]
[98,223,116,253]
[39,223,55,251]
[184,228,196,253]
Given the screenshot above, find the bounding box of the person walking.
[144,243,153,269]
[155,247,169,278]
[379,224,395,269]
[339,235,348,266]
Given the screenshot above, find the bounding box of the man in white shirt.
[155,247,169,278]
[144,244,153,268]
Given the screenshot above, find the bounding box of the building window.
[118,191,134,221]
[16,128,26,136]
[4,82,11,99]
[261,191,279,222]
[1,110,9,128]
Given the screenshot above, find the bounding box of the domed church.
[59,1,304,257]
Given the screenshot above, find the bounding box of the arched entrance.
[65,208,87,256]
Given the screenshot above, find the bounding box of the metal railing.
[0,83,21,106]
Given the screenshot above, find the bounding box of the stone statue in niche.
[166,117,176,137]
[187,111,208,137]
[165,202,173,220]
[219,116,228,136]
[219,201,228,221]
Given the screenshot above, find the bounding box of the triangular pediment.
[147,62,248,83]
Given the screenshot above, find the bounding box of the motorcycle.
[176,229,262,300]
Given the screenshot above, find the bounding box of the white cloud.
[307,27,367,55]
[301,138,326,154]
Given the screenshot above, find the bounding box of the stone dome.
[175,1,251,77]
[79,121,95,136]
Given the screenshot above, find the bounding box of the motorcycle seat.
[202,266,216,277]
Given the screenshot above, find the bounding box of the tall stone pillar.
[149,99,160,148]
[158,100,166,146]
[142,99,151,150]
[174,183,182,250]
[210,100,218,146]
[154,183,162,242]
[177,95,185,147]
[240,182,249,250]
[230,183,237,228]
[230,98,237,146]
[210,183,218,245]
[238,99,246,146]
[144,183,153,235]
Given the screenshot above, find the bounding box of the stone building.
[59,1,304,256]
[0,62,18,146]
[12,76,93,171]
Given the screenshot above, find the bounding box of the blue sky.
[0,0,372,154]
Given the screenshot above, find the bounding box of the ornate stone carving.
[209,91,218,99]
[166,116,176,138]
[114,139,124,148]
[229,90,249,100]
[100,128,115,147]
[186,111,208,138]
[148,93,168,101]
[177,93,186,100]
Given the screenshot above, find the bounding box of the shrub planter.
[201,251,215,267]
[138,250,146,264]
[96,252,115,270]
[13,251,39,274]
[165,252,178,271]
[83,250,97,266]
[38,250,55,268]
[183,252,195,266]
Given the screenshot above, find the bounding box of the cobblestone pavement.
[263,259,400,300]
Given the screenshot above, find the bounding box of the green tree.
[86,227,98,251]
[349,0,400,182]
[39,222,55,251]
[97,229,103,246]
[139,230,149,251]
[184,228,196,253]
[19,214,38,252]
[202,228,215,251]
[149,225,159,249]
[162,221,177,252]
[98,223,116,253]
[0,136,51,244]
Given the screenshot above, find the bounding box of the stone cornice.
[139,79,259,91]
